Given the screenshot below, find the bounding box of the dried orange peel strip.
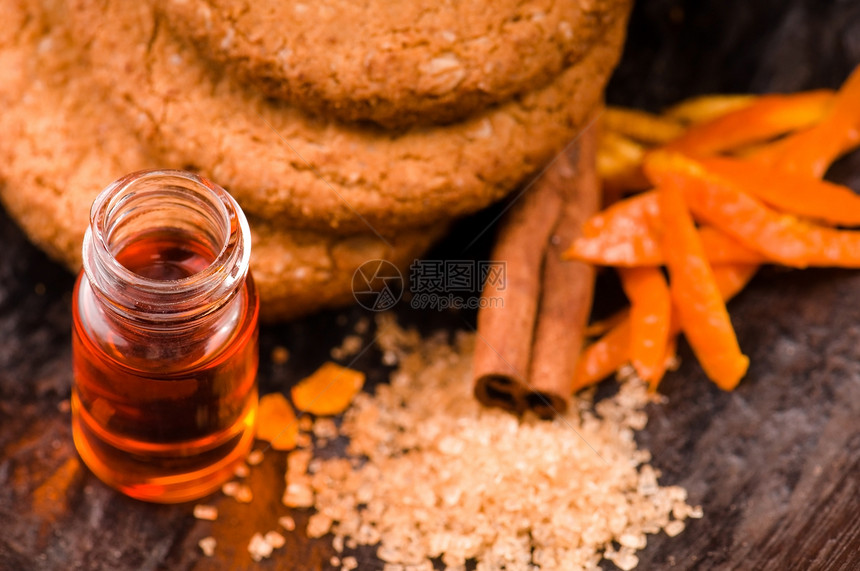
[618,267,671,386]
[658,180,749,390]
[575,64,859,394]
[760,65,860,177]
[700,156,860,226]
[665,94,757,124]
[603,107,686,145]
[664,89,834,157]
[574,264,758,391]
[564,191,662,266]
[565,191,764,266]
[584,308,630,338]
[256,393,299,451]
[646,151,860,268]
[597,130,651,194]
[291,362,366,416]
[573,318,631,392]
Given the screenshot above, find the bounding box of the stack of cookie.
[0,0,631,320]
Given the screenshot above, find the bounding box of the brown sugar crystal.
[299,316,698,570]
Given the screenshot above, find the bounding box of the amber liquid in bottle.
[72,228,258,503]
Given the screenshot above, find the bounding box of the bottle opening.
[83,170,251,320]
[101,173,229,281]
[115,229,220,281]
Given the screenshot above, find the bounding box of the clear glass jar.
[71,169,259,503]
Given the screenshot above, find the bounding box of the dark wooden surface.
[2,0,860,569]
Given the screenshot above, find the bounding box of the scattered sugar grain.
[283,482,314,508]
[341,556,358,570]
[354,317,370,334]
[332,534,344,553]
[193,505,218,521]
[233,463,249,478]
[271,346,290,365]
[246,449,264,466]
[221,481,240,497]
[278,515,296,531]
[287,449,313,474]
[235,485,253,503]
[664,520,686,537]
[296,433,313,448]
[57,399,71,413]
[331,556,341,567]
[299,415,314,431]
[313,418,338,439]
[198,536,216,557]
[331,334,363,360]
[247,532,273,562]
[265,530,286,549]
[607,547,639,571]
[306,512,333,538]
[381,350,398,366]
[296,315,697,570]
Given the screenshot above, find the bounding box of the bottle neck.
[82,170,252,326]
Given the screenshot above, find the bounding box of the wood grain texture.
[1,0,860,569]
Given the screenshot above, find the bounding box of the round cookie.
[158,0,632,128]
[0,0,441,321]
[68,0,630,235]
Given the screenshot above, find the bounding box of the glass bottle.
[71,169,259,503]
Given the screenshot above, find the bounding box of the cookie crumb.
[192,505,218,521]
[247,449,264,466]
[341,556,358,570]
[198,536,216,557]
[234,463,249,478]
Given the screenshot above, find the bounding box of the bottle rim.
[82,169,252,323]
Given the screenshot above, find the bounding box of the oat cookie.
[69,0,629,234]
[158,0,631,128]
[0,0,440,321]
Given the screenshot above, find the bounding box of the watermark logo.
[352,259,404,311]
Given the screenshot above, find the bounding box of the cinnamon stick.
[472,168,562,413]
[527,128,600,417]
[473,125,600,417]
